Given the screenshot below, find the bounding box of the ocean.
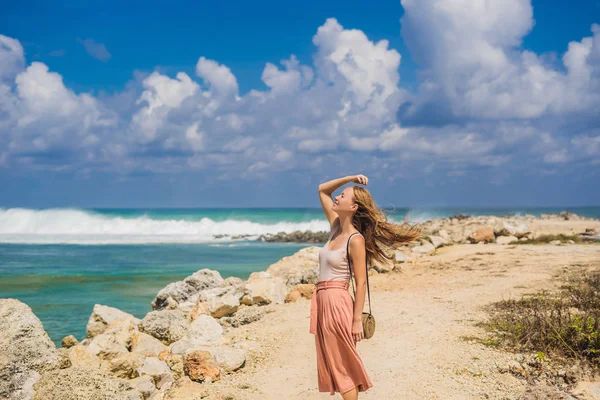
[1,206,598,345]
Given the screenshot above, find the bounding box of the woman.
[310,174,421,399]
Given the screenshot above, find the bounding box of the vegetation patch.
[476,269,600,370]
[513,234,586,245]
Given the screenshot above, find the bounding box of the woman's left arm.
[348,234,367,342]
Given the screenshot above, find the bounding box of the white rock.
[0,299,60,400]
[496,236,518,245]
[87,304,140,338]
[140,310,190,345]
[130,375,156,400]
[428,235,447,248]
[137,357,173,389]
[411,241,435,254]
[549,240,562,245]
[245,272,288,304]
[169,315,223,354]
[131,332,168,358]
[185,346,246,372]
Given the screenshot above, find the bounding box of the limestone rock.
[86,304,140,338]
[245,271,288,305]
[371,257,395,273]
[169,315,223,354]
[198,285,245,318]
[108,352,146,379]
[131,332,169,358]
[219,306,267,327]
[140,310,190,345]
[131,375,156,400]
[469,227,495,243]
[183,351,220,383]
[137,357,173,389]
[152,269,224,311]
[284,283,316,303]
[496,235,519,245]
[33,366,141,400]
[264,246,320,286]
[155,377,209,400]
[186,347,246,372]
[160,353,185,381]
[86,317,138,360]
[67,344,101,369]
[411,241,436,254]
[61,335,78,349]
[0,299,60,400]
[428,235,448,248]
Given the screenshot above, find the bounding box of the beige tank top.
[318,223,353,283]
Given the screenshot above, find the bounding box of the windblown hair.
[351,186,422,267]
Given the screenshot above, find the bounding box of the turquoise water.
[0,242,308,345]
[0,206,598,346]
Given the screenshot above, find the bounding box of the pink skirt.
[309,280,373,395]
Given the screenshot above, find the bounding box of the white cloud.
[78,38,111,62]
[0,7,599,182]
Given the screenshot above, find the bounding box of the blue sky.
[0,0,599,208]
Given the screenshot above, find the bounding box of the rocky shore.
[1,212,600,400]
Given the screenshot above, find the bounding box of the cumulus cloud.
[0,5,598,183]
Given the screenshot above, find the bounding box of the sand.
[199,219,600,399]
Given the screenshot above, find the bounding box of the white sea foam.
[0,208,330,244]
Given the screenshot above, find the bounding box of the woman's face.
[332,187,356,214]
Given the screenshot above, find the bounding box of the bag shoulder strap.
[346,232,372,315]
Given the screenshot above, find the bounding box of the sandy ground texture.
[199,230,600,399]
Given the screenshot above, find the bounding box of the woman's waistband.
[316,280,350,291]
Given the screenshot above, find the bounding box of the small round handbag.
[346,233,376,339]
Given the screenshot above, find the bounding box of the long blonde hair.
[351,186,422,266]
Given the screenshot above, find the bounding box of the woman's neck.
[338,214,356,235]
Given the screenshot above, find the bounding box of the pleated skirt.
[309,280,373,395]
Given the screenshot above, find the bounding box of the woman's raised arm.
[318,175,368,227]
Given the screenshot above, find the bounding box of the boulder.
[219,306,267,327]
[131,332,169,357]
[152,269,224,311]
[33,366,141,400]
[0,299,61,400]
[183,351,220,383]
[496,235,518,245]
[469,227,495,243]
[550,240,562,245]
[152,377,208,400]
[86,304,140,338]
[394,251,408,264]
[140,310,190,345]
[264,246,320,286]
[428,235,448,249]
[371,257,395,273]
[159,352,185,381]
[197,286,245,318]
[245,271,288,305]
[137,357,173,389]
[86,317,138,360]
[130,375,156,400]
[411,241,436,255]
[185,347,246,372]
[494,221,530,238]
[67,344,102,369]
[284,284,316,303]
[169,315,223,355]
[61,335,79,349]
[108,352,146,379]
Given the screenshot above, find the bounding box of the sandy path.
[206,243,600,399]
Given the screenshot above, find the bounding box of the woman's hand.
[352,319,364,342]
[351,174,369,185]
